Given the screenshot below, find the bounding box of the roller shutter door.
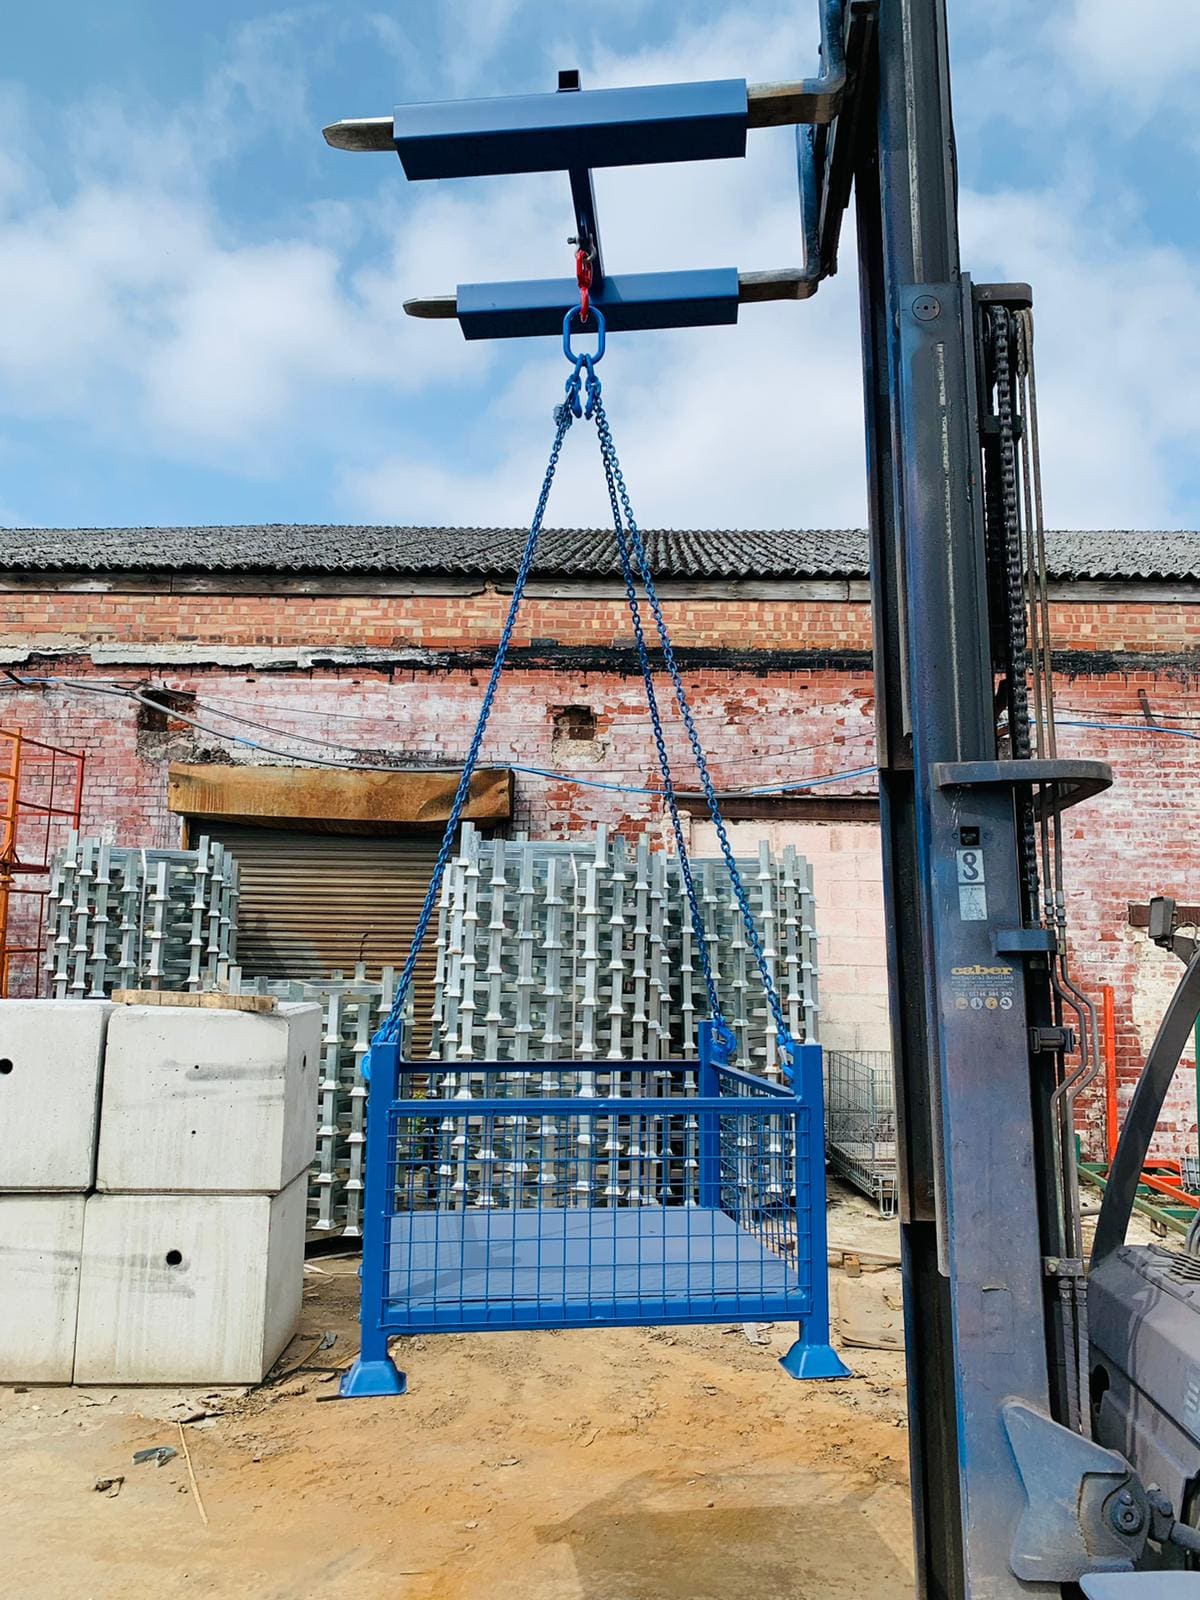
[200,823,441,1044]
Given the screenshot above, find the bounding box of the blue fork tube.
[339,1038,408,1398]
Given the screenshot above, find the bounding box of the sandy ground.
[1,1185,916,1600]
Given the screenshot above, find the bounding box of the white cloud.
[0,166,414,465]
[344,279,868,529]
[0,0,1196,534]
[951,0,1200,139]
[1055,0,1200,112]
[0,9,486,477]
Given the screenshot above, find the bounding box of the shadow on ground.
[535,1470,911,1600]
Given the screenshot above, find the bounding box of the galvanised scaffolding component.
[227,964,401,1239]
[43,835,240,997]
[431,824,819,1077]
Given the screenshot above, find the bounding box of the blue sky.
[2,0,1199,533]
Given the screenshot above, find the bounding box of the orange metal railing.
[1102,983,1119,1163]
[0,728,85,996]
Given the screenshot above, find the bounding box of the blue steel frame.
[340,1023,847,1397]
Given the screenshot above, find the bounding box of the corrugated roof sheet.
[0,524,1197,581]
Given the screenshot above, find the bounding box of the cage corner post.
[339,1037,409,1399]
[779,1039,851,1382]
[696,1020,725,1209]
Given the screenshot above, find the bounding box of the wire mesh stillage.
[825,1049,897,1216]
[340,1024,846,1395]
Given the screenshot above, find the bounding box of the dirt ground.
[2,1184,916,1600]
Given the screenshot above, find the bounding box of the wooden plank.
[167,763,513,829]
[113,990,278,1014]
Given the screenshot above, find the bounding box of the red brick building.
[2,523,1198,1159]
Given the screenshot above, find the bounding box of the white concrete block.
[74,1173,306,1385]
[0,1195,85,1382]
[0,1000,112,1191]
[97,1002,321,1194]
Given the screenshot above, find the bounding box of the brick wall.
[2,579,1198,1162]
[5,585,1200,656]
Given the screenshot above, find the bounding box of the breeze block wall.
[2,578,1198,1162]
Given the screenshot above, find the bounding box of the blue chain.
[588,379,736,1055]
[373,303,795,1069]
[373,398,574,1051]
[585,362,794,1060]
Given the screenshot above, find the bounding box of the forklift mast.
[858,2,1156,1593]
[323,1,1198,1591]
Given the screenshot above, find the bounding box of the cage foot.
[337,1356,408,1398]
[779,1339,852,1381]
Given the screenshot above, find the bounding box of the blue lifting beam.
[323,0,877,339]
[389,77,749,179]
[457,268,741,340]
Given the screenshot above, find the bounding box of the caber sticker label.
[948,963,1016,1014]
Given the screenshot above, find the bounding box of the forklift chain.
[990,305,1041,923]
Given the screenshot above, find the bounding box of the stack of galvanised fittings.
[225,964,404,1240]
[420,823,820,1214]
[42,834,239,998]
[430,822,819,1078]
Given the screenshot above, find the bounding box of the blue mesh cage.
[342,1023,847,1396]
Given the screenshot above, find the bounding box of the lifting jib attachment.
[321,0,878,339]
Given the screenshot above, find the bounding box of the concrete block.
[0,1000,112,1191]
[814,904,860,941]
[825,879,869,910]
[97,1002,321,1194]
[815,962,860,997]
[74,1173,306,1385]
[818,1021,860,1052]
[0,1195,85,1382]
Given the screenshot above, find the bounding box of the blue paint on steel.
[392,78,748,180]
[390,1094,795,1116]
[778,1037,850,1381]
[338,1357,408,1398]
[345,1023,841,1394]
[562,303,605,364]
[361,1,865,343]
[381,1210,804,1330]
[339,1037,407,1398]
[779,1339,852,1380]
[457,268,741,340]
